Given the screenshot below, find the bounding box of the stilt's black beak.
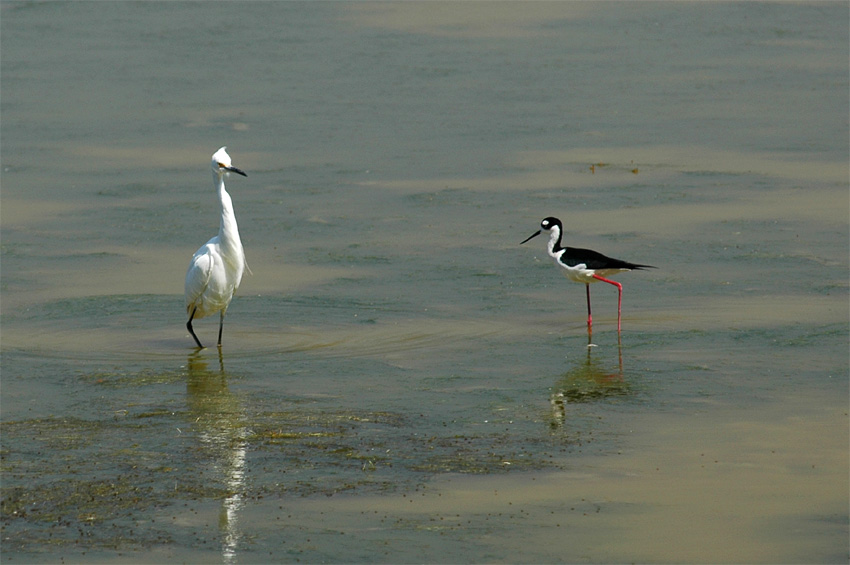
[520,230,541,245]
[226,166,247,177]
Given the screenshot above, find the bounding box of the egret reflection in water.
[550,336,629,427]
[185,352,247,564]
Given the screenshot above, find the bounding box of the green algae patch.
[1,389,570,553]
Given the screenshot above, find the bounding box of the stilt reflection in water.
[550,335,629,427]
[186,351,247,564]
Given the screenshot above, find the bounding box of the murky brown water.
[2,2,847,562]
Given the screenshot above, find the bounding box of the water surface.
[2,2,848,563]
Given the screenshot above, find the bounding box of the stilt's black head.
[521,216,562,244]
[539,217,562,231]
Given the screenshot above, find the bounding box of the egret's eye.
[217,162,226,168]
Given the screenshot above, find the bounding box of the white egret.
[185,147,248,349]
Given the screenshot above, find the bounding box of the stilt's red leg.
[591,274,623,332]
[585,283,592,331]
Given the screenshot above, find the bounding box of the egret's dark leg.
[217,310,225,347]
[585,283,593,331]
[187,307,204,349]
[591,274,623,332]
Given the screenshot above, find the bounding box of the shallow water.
[2,2,848,563]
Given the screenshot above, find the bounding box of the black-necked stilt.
[521,217,655,332]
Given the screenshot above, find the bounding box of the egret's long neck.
[215,173,242,252]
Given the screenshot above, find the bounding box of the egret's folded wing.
[185,247,215,313]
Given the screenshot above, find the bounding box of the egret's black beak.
[520,230,541,245]
[227,166,247,177]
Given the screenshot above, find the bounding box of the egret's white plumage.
[185,147,248,348]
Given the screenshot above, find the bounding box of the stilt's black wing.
[563,246,655,270]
